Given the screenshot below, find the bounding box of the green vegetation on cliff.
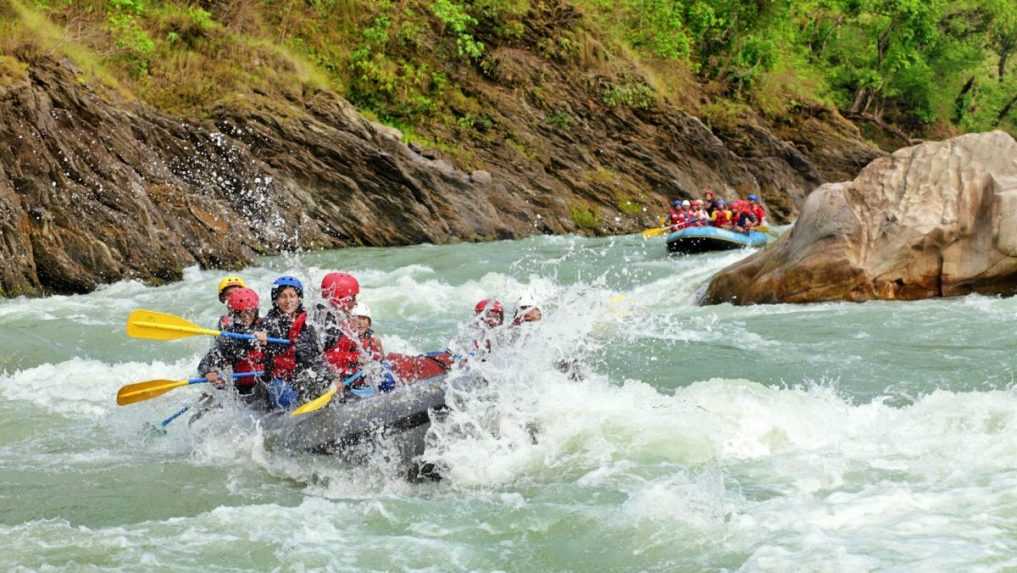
[3,0,1015,150]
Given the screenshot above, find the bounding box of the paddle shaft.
[191,371,263,384]
[289,371,366,417]
[161,405,190,428]
[129,320,289,345]
[155,372,263,427]
[221,331,291,345]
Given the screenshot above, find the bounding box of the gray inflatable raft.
[259,372,484,467]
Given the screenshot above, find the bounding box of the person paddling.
[511,299,543,326]
[256,276,332,409]
[689,199,709,227]
[197,287,263,396]
[351,303,384,361]
[703,189,721,216]
[671,200,695,232]
[746,194,766,227]
[315,272,364,379]
[731,199,759,233]
[350,304,397,391]
[216,276,246,329]
[710,199,735,229]
[471,298,505,356]
[667,199,684,230]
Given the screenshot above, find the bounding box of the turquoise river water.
[3,234,1017,571]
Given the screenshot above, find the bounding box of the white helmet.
[516,291,538,309]
[353,303,372,320]
[681,200,691,208]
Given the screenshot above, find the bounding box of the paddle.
[290,371,365,417]
[159,404,191,428]
[641,226,668,239]
[116,371,263,406]
[126,309,290,345]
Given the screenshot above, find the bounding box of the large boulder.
[703,131,1017,305]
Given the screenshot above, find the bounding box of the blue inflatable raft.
[666,226,770,254]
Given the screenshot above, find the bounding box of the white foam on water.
[7,235,1017,570]
[0,357,198,419]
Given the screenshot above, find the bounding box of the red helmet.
[474,299,504,315]
[321,272,360,303]
[226,287,259,312]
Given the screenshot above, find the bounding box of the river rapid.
[3,234,1017,572]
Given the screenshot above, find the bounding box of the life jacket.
[324,333,360,376]
[233,347,263,387]
[360,332,383,361]
[736,209,756,228]
[712,209,733,227]
[270,311,307,381]
[751,203,765,224]
[668,208,682,225]
[670,210,691,231]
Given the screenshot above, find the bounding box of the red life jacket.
[233,347,263,387]
[270,312,307,381]
[324,334,360,376]
[712,209,733,227]
[360,335,383,361]
[751,203,765,224]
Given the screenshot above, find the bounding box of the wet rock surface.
[0,51,880,296]
[703,131,1017,305]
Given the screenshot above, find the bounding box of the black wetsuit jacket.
[258,305,334,399]
[197,316,261,375]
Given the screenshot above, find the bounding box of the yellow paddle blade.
[291,385,338,417]
[641,227,667,239]
[126,309,221,341]
[117,378,189,405]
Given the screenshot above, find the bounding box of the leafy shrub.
[570,205,601,230]
[0,54,29,85]
[431,0,483,60]
[157,5,215,48]
[601,82,655,110]
[617,199,643,216]
[700,99,751,132]
[546,110,573,130]
[107,12,154,76]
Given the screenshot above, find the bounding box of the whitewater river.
[3,233,1017,571]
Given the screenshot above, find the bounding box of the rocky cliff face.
[703,131,1017,305]
[0,45,881,297]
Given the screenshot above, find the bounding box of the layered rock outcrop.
[0,47,880,297]
[703,131,1017,305]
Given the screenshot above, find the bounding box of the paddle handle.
[342,371,364,386]
[160,405,190,428]
[221,332,290,345]
[160,372,265,427]
[189,371,263,384]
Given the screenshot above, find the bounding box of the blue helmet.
[672,199,681,207]
[271,275,304,300]
[747,194,759,202]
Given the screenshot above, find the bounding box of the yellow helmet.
[217,276,246,302]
